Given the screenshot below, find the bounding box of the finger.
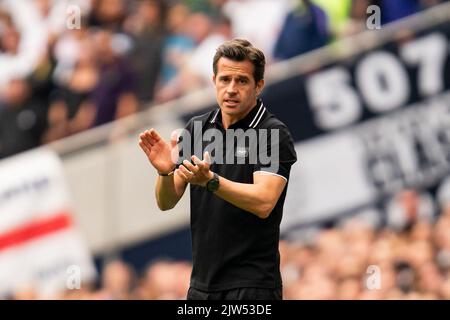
[149,129,162,142]
[203,151,211,165]
[143,131,155,146]
[144,130,152,138]
[183,160,199,173]
[139,138,150,150]
[176,168,189,181]
[141,131,149,142]
[139,140,147,152]
[146,132,157,145]
[180,164,193,176]
[195,158,206,171]
[193,155,208,171]
[191,155,202,165]
[179,164,194,178]
[140,136,153,150]
[139,141,151,156]
[202,151,211,171]
[139,139,146,150]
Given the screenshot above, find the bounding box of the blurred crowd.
[9,198,450,300]
[280,207,450,300]
[0,0,448,159]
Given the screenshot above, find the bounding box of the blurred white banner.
[0,149,96,298]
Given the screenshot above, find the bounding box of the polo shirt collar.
[210,99,267,129]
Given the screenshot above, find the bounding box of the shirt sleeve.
[253,124,297,181]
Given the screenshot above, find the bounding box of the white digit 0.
[306,67,361,130]
[356,51,410,113]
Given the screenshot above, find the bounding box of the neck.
[221,99,258,129]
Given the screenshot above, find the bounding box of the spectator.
[185,14,232,85]
[183,0,227,18]
[223,0,291,62]
[89,0,127,32]
[378,0,421,25]
[94,260,136,299]
[158,3,195,89]
[0,23,20,55]
[90,30,138,127]
[43,37,98,142]
[273,0,329,61]
[135,259,187,300]
[385,190,435,231]
[156,12,232,101]
[340,0,375,37]
[311,0,352,37]
[0,0,48,91]
[126,0,166,104]
[0,78,47,159]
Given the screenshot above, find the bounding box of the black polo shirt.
[179,99,297,291]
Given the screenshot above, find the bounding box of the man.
[0,78,47,159]
[139,39,297,300]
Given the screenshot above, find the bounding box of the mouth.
[224,99,240,107]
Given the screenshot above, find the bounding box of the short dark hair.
[213,39,266,83]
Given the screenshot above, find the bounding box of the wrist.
[158,165,176,176]
[200,171,214,187]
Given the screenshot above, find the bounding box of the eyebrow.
[218,75,250,81]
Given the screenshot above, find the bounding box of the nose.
[226,80,237,95]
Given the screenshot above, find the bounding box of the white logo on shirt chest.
[236,147,249,158]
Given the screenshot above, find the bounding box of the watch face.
[207,176,219,191]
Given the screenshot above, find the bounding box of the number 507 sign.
[306,32,448,130]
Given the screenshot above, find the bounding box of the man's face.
[213,57,264,119]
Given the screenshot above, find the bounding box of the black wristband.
[158,169,175,176]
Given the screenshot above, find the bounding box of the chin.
[224,104,238,109]
[223,106,241,115]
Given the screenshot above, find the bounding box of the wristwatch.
[206,172,220,192]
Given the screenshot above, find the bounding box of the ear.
[212,74,216,84]
[256,79,265,96]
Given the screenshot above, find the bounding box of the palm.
[139,129,178,174]
[148,140,175,172]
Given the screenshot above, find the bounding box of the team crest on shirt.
[235,147,249,158]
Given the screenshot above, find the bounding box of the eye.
[239,78,248,84]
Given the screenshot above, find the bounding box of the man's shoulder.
[185,109,218,130]
[259,110,290,131]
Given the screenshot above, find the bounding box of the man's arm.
[178,155,286,219]
[139,129,187,211]
[155,171,187,211]
[214,173,286,219]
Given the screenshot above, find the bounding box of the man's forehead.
[216,57,254,76]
